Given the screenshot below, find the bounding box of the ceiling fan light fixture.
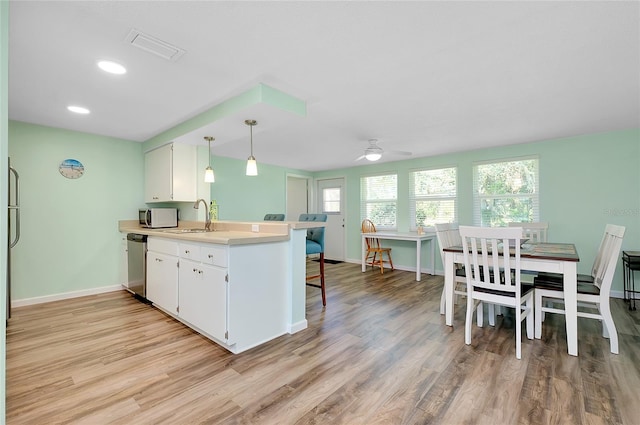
[245,119,258,176]
[204,136,215,183]
[365,152,382,161]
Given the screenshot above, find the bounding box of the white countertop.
[118,219,323,245]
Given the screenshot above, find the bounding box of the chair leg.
[534,290,543,339]
[319,253,326,306]
[465,295,474,345]
[599,299,618,354]
[379,252,384,274]
[515,302,522,360]
[488,303,496,327]
[525,295,534,340]
[387,251,394,270]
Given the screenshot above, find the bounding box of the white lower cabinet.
[178,257,229,343]
[146,238,179,315]
[145,236,288,354]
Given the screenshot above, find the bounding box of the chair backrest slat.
[508,221,548,243]
[593,224,625,291]
[460,226,522,294]
[362,219,381,250]
[435,223,460,264]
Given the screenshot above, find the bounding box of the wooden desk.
[443,242,581,356]
[361,231,436,281]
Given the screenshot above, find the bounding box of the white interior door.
[286,175,309,220]
[317,178,345,261]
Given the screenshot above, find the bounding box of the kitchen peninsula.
[118,219,322,354]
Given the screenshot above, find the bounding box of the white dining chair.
[508,221,548,243]
[534,224,625,354]
[436,223,467,313]
[460,225,534,359]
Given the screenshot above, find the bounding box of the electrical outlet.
[251,224,259,232]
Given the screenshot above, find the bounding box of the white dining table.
[443,243,581,356]
[361,231,436,281]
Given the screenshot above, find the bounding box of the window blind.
[360,173,397,229]
[409,167,457,229]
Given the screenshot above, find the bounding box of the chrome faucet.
[193,199,212,231]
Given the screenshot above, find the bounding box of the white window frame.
[360,173,398,230]
[473,156,540,227]
[409,166,458,230]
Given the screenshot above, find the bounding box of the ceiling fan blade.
[355,154,366,161]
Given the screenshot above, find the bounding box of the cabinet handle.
[184,250,190,254]
[208,254,213,259]
[198,270,203,275]
[156,258,163,262]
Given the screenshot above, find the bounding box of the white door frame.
[286,173,312,220]
[316,177,346,262]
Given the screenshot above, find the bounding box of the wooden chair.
[361,219,394,274]
[508,221,548,243]
[263,213,285,221]
[534,224,625,354]
[299,214,328,306]
[459,225,534,359]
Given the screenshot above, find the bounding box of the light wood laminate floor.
[6,261,640,424]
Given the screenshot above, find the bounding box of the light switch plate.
[251,224,259,232]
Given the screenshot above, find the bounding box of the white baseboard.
[288,319,308,334]
[12,284,124,308]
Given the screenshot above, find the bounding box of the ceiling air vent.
[125,29,186,62]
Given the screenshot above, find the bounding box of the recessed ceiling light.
[97,60,127,75]
[67,105,90,114]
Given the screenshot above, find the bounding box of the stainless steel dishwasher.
[127,233,148,300]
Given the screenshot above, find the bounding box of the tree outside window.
[473,157,539,226]
[410,167,457,229]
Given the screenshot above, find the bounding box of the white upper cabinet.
[145,143,197,202]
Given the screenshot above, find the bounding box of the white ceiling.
[8,1,640,172]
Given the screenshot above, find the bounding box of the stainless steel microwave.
[139,208,178,228]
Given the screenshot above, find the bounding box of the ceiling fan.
[355,139,412,162]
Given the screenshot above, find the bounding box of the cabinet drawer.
[201,245,228,267]
[179,243,201,261]
[148,237,178,256]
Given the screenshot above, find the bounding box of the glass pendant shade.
[204,166,215,182]
[246,156,258,176]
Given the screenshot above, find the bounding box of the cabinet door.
[147,251,179,315]
[179,259,228,342]
[145,144,172,202]
[170,143,197,202]
[119,235,128,288]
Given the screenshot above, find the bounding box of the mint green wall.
[313,129,640,294]
[1,0,9,420]
[206,155,310,221]
[8,121,144,300]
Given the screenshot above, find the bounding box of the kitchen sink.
[161,228,213,234]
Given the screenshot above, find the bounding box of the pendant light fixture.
[245,119,258,176]
[204,136,215,183]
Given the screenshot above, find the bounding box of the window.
[409,167,457,229]
[360,173,397,229]
[473,157,539,226]
[322,187,341,213]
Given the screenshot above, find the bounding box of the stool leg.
[320,253,326,306]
